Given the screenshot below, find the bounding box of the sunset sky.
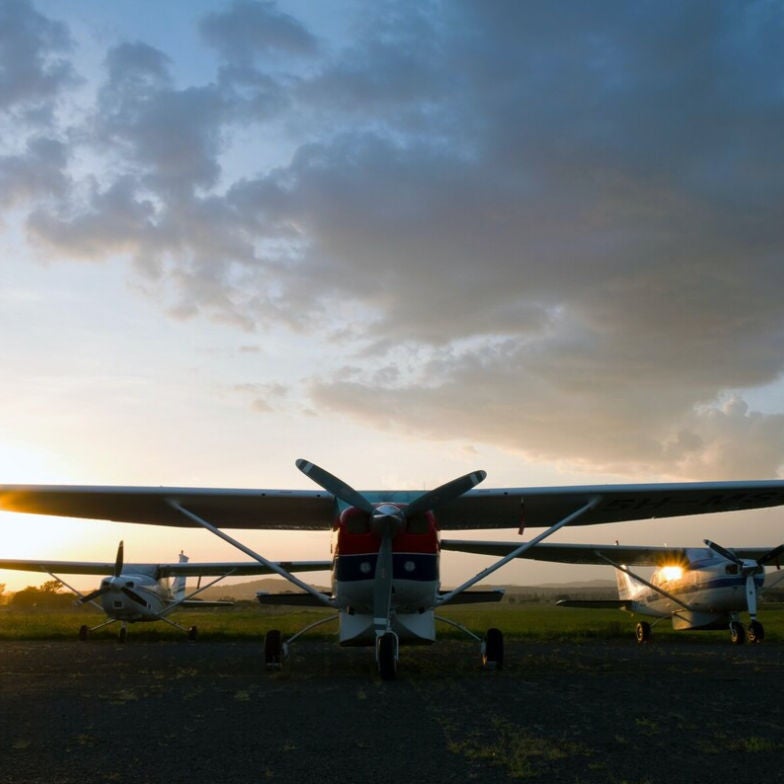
[2,1,784,592]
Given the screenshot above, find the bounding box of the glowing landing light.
[660,564,684,581]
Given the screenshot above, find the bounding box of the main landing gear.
[77,620,199,642]
[263,623,504,679]
[635,621,652,643]
[482,627,504,669]
[633,618,766,645]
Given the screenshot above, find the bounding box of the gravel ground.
[1,638,783,783]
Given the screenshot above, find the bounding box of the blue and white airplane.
[3,459,784,677]
[441,538,784,644]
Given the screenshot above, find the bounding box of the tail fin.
[615,565,645,601]
[173,550,188,602]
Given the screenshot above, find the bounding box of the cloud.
[199,0,318,64]
[5,1,784,478]
[0,0,78,124]
[0,136,70,208]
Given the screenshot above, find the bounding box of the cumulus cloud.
[199,0,318,63]
[4,1,784,478]
[0,0,77,123]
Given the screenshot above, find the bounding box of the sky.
[2,0,784,593]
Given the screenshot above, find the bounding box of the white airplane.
[0,540,330,642]
[2,459,784,678]
[441,538,784,644]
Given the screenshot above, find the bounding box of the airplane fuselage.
[96,569,174,622]
[331,505,440,645]
[625,549,766,630]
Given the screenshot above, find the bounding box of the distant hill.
[198,578,617,603]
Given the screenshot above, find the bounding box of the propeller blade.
[404,470,487,518]
[296,459,374,513]
[704,539,742,566]
[758,543,784,566]
[372,530,394,635]
[79,586,109,605]
[114,541,124,577]
[121,587,148,607]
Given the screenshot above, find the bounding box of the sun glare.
[660,564,684,582]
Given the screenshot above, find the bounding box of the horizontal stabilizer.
[556,599,632,610]
[256,591,333,607]
[437,588,505,606]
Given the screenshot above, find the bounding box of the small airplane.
[0,540,330,642]
[441,538,784,644]
[2,459,784,678]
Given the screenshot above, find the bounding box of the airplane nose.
[371,504,405,537]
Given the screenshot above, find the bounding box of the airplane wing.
[0,558,331,577]
[440,540,781,566]
[1,479,784,530]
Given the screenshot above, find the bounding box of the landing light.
[660,565,684,581]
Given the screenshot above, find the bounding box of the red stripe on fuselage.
[332,507,439,555]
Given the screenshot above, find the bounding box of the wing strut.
[166,500,334,608]
[437,496,602,606]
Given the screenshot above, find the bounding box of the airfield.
[2,604,783,783]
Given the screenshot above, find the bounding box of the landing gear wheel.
[482,627,504,669]
[635,622,652,643]
[747,620,764,643]
[78,624,88,641]
[187,625,198,641]
[118,626,128,643]
[264,629,283,669]
[729,620,745,645]
[377,632,398,681]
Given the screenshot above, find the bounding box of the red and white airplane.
[441,538,784,645]
[2,459,784,678]
[0,540,329,641]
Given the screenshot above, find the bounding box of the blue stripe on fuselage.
[643,574,763,604]
[335,553,438,582]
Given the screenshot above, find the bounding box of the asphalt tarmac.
[1,638,783,783]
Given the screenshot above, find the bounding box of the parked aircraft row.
[1,459,784,679]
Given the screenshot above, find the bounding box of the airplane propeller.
[296,459,486,638]
[78,541,148,607]
[703,539,783,623]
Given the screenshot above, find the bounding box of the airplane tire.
[483,627,504,669]
[729,621,745,645]
[747,620,764,643]
[378,632,397,681]
[635,622,652,643]
[188,625,198,641]
[264,629,282,668]
[78,625,88,641]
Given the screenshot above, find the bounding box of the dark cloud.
[6,1,784,478]
[0,0,78,123]
[199,0,318,63]
[0,136,69,207]
[96,42,226,193]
